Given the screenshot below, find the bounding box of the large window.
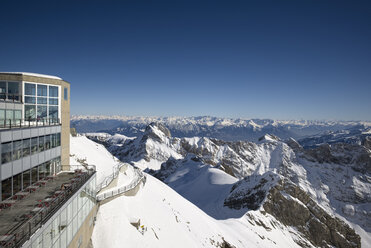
[24,82,60,122]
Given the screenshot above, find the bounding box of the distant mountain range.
[71,115,371,143]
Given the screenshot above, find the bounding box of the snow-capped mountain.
[98,122,371,247]
[71,115,371,142]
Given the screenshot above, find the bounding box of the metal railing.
[96,167,145,202]
[0,118,61,129]
[96,162,127,193]
[0,165,96,248]
[0,93,22,103]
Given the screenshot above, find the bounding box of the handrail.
[0,118,61,129]
[96,167,145,202]
[0,165,96,248]
[96,162,127,193]
[0,93,22,103]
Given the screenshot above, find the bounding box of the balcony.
[0,165,96,248]
[0,119,61,131]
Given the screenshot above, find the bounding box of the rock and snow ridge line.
[98,122,370,247]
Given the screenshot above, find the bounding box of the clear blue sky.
[1,0,370,120]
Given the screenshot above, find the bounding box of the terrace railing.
[96,167,145,202]
[0,93,22,103]
[0,118,61,129]
[0,165,96,248]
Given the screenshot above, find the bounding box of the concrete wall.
[0,73,70,170]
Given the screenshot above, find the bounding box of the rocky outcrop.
[263,180,361,248]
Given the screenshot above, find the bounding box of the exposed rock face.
[263,180,361,248]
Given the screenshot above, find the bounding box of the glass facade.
[24,83,60,122]
[31,176,96,248]
[0,133,61,165]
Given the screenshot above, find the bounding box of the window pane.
[25,96,36,104]
[31,166,38,184]
[13,140,22,161]
[49,106,58,121]
[64,87,68,100]
[49,86,58,97]
[37,106,47,120]
[0,109,4,119]
[1,177,12,200]
[5,110,13,125]
[25,83,36,96]
[13,173,22,193]
[14,110,21,119]
[7,82,20,101]
[23,169,31,189]
[1,142,12,164]
[0,82,6,100]
[25,105,36,121]
[0,82,6,93]
[56,133,61,146]
[37,84,47,96]
[49,98,58,105]
[37,97,47,104]
[45,135,51,150]
[23,138,31,157]
[39,136,44,152]
[31,137,38,154]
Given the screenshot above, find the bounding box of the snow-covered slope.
[101,122,370,247]
[93,174,304,248]
[70,135,119,184]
